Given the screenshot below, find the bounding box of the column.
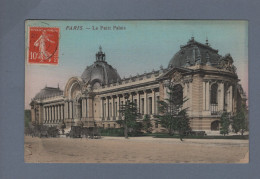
[131,93,134,103]
[86,98,88,118]
[218,82,224,111]
[61,105,64,120]
[48,106,50,122]
[117,95,120,118]
[203,81,206,110]
[229,85,233,112]
[205,81,210,111]
[111,97,114,119]
[106,97,109,120]
[69,101,73,119]
[82,99,86,118]
[55,105,58,122]
[144,90,147,114]
[163,83,167,100]
[54,106,56,122]
[53,106,55,122]
[52,106,55,122]
[43,107,46,122]
[64,102,68,119]
[137,92,140,114]
[58,105,60,121]
[46,107,48,122]
[60,105,62,120]
[152,89,156,114]
[48,106,51,122]
[233,84,237,112]
[100,97,104,119]
[189,82,193,114]
[50,106,53,122]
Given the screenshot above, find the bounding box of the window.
[79,101,82,118]
[104,103,106,117]
[93,82,101,89]
[114,124,116,128]
[141,98,144,114]
[109,102,112,117]
[68,104,70,119]
[149,97,152,114]
[108,124,110,128]
[115,102,117,116]
[211,83,218,104]
[156,96,160,114]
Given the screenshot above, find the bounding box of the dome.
[34,86,63,100]
[81,46,121,86]
[168,37,222,68]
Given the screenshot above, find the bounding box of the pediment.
[157,67,192,81]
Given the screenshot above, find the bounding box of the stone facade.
[30,38,247,133]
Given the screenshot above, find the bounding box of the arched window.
[210,83,218,104]
[211,120,220,131]
[92,82,101,89]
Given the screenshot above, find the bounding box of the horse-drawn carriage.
[25,124,60,138]
[67,126,101,139]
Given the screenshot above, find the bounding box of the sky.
[25,20,248,109]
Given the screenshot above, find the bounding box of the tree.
[142,114,153,133]
[220,112,231,136]
[24,110,31,129]
[117,100,139,138]
[156,83,190,141]
[232,104,248,135]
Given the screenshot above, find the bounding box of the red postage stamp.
[28,27,60,65]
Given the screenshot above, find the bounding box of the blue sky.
[25,20,248,109]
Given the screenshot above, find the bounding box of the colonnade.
[44,104,64,124]
[100,88,160,121]
[63,98,92,120]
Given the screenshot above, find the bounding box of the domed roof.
[34,86,63,100]
[81,46,121,85]
[168,37,222,68]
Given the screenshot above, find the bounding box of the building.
[30,37,247,133]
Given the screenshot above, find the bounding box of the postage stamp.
[27,27,59,65]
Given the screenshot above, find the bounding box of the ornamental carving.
[171,71,183,83]
[81,84,89,94]
[217,54,236,73]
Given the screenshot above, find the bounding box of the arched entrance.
[211,120,220,131]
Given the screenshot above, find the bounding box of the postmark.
[28,27,59,65]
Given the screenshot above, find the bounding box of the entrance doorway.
[211,120,220,131]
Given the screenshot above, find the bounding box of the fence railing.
[211,104,218,115]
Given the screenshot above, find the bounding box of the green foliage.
[117,101,139,138]
[232,104,248,135]
[220,112,231,136]
[142,114,153,133]
[24,110,31,128]
[129,122,144,136]
[100,128,124,136]
[156,83,190,141]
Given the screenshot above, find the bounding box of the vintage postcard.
[24,20,248,163]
